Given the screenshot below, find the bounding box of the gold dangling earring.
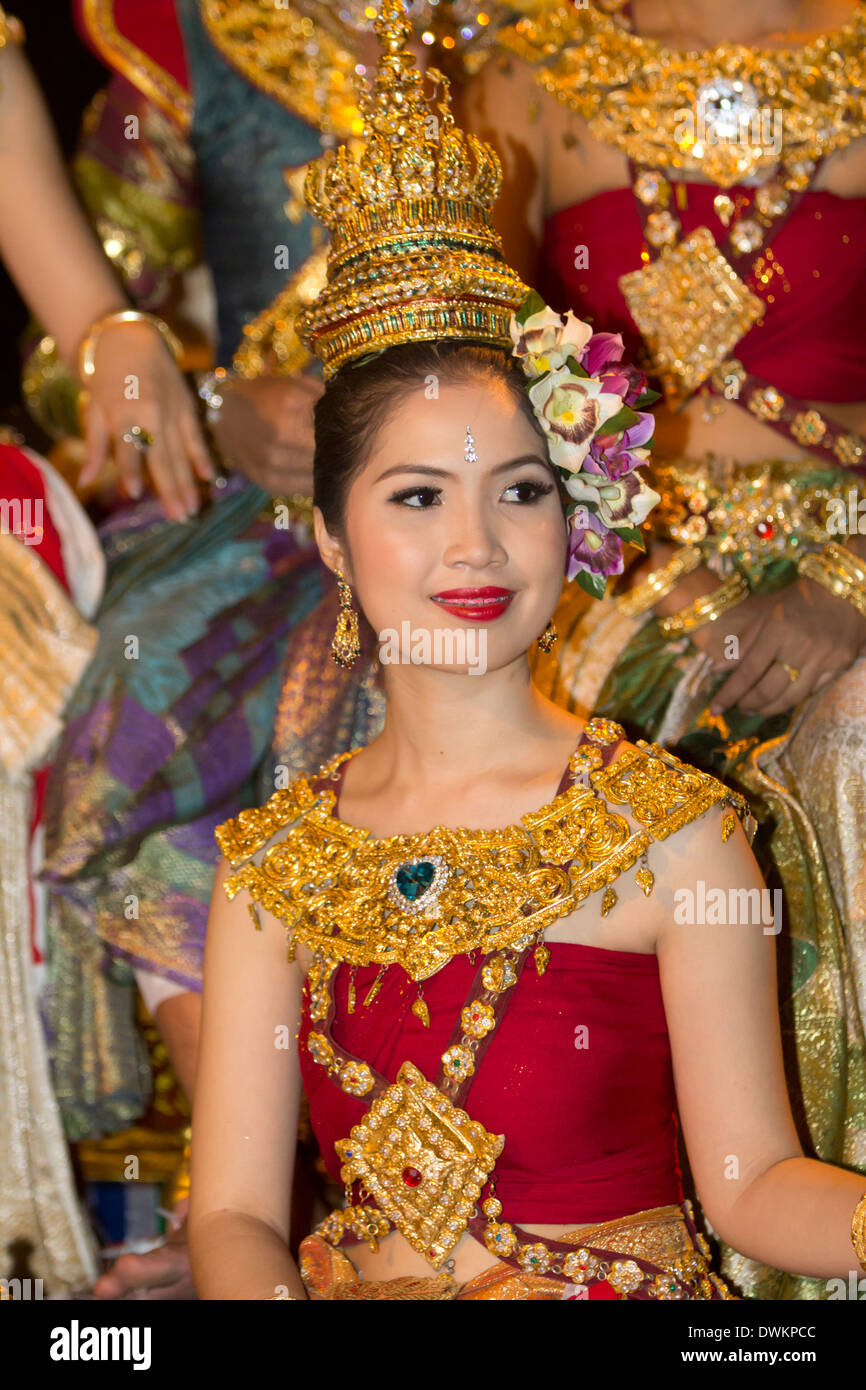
[537,619,558,653]
[331,569,360,668]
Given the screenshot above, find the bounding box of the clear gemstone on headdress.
[464,426,478,463]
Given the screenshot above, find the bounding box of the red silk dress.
[297,754,687,1294]
[543,184,866,403]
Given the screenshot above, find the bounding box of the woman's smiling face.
[315,372,568,676]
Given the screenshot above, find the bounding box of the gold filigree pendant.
[335,1061,505,1268]
[619,227,765,406]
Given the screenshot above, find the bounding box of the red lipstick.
[430,586,515,621]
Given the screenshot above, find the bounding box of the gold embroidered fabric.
[216,734,751,979]
[0,535,98,780]
[300,1201,732,1300]
[0,770,101,1292]
[720,666,866,1299]
[0,533,100,1290]
[200,0,364,138]
[497,1,866,187]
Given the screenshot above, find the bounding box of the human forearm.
[719,1156,865,1281]
[0,45,126,365]
[154,990,201,1105]
[189,1209,305,1301]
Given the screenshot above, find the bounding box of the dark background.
[0,0,105,427]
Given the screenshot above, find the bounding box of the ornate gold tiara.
[296,0,529,377]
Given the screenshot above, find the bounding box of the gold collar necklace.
[217,718,753,984]
[498,1,866,187]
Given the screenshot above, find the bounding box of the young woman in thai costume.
[187,2,866,1300]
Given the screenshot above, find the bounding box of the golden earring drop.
[331,569,360,668]
[537,619,558,653]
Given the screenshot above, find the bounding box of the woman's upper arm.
[459,54,545,281]
[654,807,803,1239]
[189,853,303,1243]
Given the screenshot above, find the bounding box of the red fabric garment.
[0,445,71,964]
[0,444,69,590]
[543,185,866,403]
[73,0,190,92]
[298,756,682,1224]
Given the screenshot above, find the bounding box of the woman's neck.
[356,658,580,802]
[629,0,858,48]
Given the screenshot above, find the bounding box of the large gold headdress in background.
[296,0,528,377]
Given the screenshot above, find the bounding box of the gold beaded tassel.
[363,965,386,1008]
[411,986,430,1027]
[331,569,360,669]
[534,933,550,977]
[634,851,654,898]
[348,967,357,1014]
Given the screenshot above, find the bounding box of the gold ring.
[778,662,800,683]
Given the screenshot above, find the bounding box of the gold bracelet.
[799,545,866,620]
[825,541,866,587]
[657,571,750,639]
[77,310,183,381]
[615,544,703,617]
[852,1192,866,1273]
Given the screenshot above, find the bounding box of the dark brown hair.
[313,339,556,536]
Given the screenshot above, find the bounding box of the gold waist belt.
[649,453,850,584]
[299,1202,732,1301]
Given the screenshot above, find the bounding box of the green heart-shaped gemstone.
[394,861,436,902]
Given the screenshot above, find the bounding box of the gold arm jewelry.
[777,662,800,684]
[852,1191,866,1273]
[78,310,183,382]
[799,544,866,620]
[657,572,750,639]
[616,544,702,617]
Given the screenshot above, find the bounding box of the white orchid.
[510,305,593,376]
[564,470,661,530]
[527,368,623,471]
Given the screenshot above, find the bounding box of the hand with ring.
[709,574,866,717]
[77,317,215,520]
[121,425,154,451]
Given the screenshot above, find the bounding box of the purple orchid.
[566,508,625,582]
[581,332,624,377]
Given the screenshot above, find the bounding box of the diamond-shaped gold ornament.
[335,1061,505,1268]
[619,227,765,407]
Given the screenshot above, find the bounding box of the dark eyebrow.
[375,454,550,484]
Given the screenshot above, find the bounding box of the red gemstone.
[755,520,774,539]
[402,1166,423,1187]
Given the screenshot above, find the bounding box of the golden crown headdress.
[296,0,529,377]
